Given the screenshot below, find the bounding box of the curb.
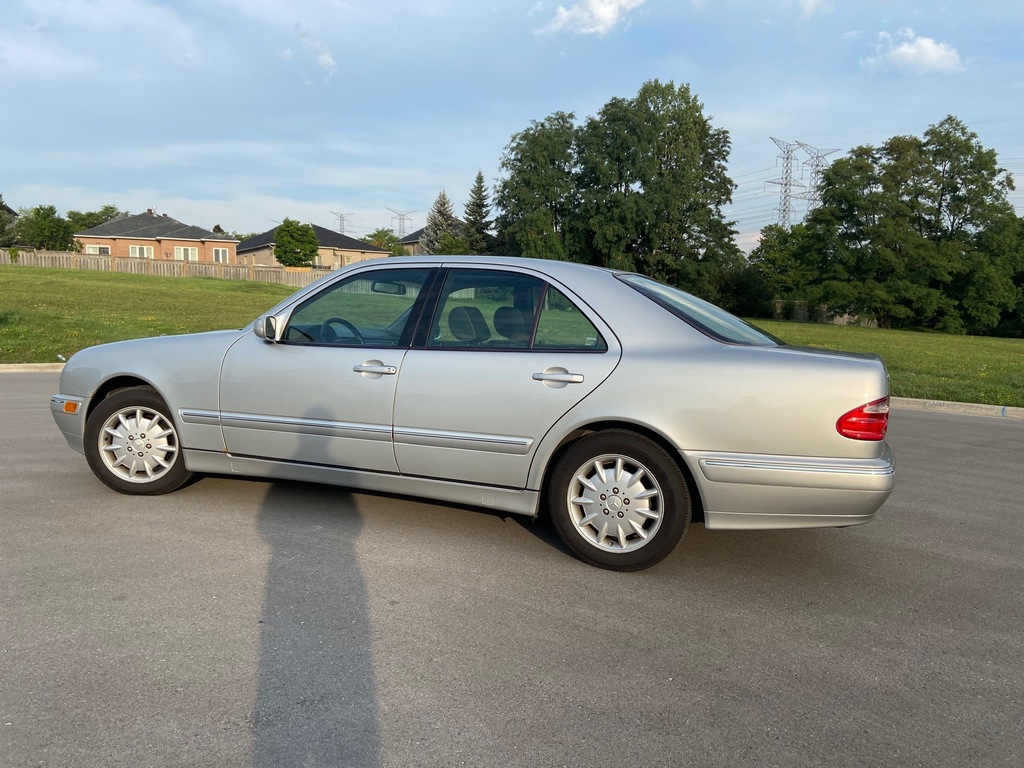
[890,396,1024,420]
[2,364,1022,420]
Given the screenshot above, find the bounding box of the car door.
[219,265,435,473]
[393,266,621,488]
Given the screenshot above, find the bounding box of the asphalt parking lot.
[1,370,1022,768]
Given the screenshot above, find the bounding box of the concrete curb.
[890,396,1024,420]
[2,364,1022,420]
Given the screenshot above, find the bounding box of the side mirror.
[254,315,281,341]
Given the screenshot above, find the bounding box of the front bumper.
[50,394,89,455]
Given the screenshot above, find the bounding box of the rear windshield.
[618,274,780,346]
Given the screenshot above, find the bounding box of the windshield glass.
[618,274,780,346]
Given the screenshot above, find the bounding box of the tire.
[84,387,192,495]
[548,430,690,571]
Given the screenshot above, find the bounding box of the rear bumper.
[684,443,895,530]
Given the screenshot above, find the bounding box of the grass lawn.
[753,319,1024,408]
[0,267,294,364]
[2,265,1022,406]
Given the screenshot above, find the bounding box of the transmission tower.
[767,138,804,228]
[386,207,416,238]
[795,142,841,211]
[329,211,354,234]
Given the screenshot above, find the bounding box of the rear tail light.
[836,397,890,441]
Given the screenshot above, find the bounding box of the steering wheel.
[320,316,365,344]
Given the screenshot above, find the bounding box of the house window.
[174,246,199,261]
[213,247,229,264]
[129,245,154,258]
[84,245,111,255]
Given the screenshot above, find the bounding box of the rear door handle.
[532,372,584,384]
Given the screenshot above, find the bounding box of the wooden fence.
[0,249,332,289]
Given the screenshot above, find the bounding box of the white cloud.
[862,28,964,75]
[295,22,336,79]
[537,0,646,36]
[795,0,829,18]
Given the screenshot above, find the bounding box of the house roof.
[1,200,16,216]
[76,210,235,242]
[400,220,469,245]
[237,223,389,254]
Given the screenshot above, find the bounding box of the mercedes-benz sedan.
[51,256,895,570]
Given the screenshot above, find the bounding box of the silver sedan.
[51,256,895,570]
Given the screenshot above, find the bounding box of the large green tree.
[273,219,319,267]
[494,111,577,261]
[463,171,493,254]
[797,116,1017,333]
[14,205,75,251]
[67,204,123,233]
[494,81,741,300]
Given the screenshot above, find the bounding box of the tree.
[797,116,1018,333]
[420,190,459,255]
[273,218,319,267]
[463,171,493,254]
[362,227,406,257]
[66,204,123,233]
[495,111,578,260]
[14,205,75,251]
[493,81,741,301]
[0,195,16,248]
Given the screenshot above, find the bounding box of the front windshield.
[618,274,780,346]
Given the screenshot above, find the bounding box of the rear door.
[393,266,620,488]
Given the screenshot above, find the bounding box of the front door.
[219,266,434,473]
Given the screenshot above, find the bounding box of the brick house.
[75,209,238,264]
[237,223,389,269]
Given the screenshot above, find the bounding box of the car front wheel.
[84,387,192,495]
[548,430,690,571]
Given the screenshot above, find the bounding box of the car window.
[618,273,779,346]
[284,267,430,347]
[534,287,607,350]
[427,268,606,351]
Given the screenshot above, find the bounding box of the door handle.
[532,372,584,384]
[353,364,397,375]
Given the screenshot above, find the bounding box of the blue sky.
[1,0,1022,250]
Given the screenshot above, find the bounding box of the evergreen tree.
[463,171,492,254]
[420,190,458,255]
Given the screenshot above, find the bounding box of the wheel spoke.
[97,404,180,485]
[565,450,668,554]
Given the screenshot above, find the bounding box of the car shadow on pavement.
[249,480,381,768]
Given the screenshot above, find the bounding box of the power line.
[386,208,416,238]
[767,138,804,228]
[329,211,354,234]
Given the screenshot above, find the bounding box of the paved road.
[1,371,1021,768]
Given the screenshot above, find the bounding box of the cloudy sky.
[1,0,1021,250]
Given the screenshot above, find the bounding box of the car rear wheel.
[549,430,690,571]
[84,387,192,495]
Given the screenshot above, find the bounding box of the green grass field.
[2,266,1022,406]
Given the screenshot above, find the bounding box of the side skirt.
[182,449,541,518]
